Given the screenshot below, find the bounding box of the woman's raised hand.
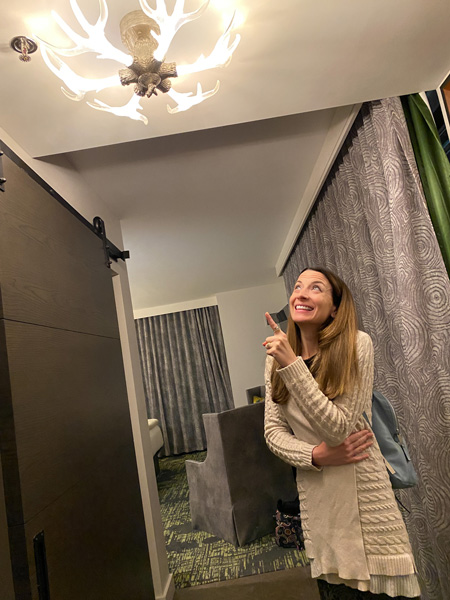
[263,312,298,368]
[312,430,374,467]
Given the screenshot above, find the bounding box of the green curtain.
[401,93,450,277]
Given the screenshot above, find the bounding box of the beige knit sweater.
[264,331,420,597]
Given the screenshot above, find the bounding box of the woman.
[263,267,420,599]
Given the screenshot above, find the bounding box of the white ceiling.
[65,108,338,308]
[1,0,449,310]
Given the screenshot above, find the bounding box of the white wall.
[217,280,288,407]
[134,296,217,319]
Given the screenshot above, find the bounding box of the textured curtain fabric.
[282,98,450,600]
[135,306,234,457]
[401,93,450,277]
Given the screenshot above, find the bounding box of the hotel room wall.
[216,280,287,408]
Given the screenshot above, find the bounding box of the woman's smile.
[294,304,313,312]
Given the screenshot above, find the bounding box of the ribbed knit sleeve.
[264,355,322,471]
[277,331,374,447]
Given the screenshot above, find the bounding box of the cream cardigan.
[264,331,420,597]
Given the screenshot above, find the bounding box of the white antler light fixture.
[34,0,241,124]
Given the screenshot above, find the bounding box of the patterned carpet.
[157,451,309,589]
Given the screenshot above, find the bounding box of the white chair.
[148,419,164,475]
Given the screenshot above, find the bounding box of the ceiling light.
[31,0,241,124]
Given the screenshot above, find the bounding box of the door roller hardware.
[0,150,6,192]
[93,216,130,267]
[93,216,112,268]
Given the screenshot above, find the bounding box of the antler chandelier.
[35,0,241,124]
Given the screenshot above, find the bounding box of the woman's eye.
[312,285,321,291]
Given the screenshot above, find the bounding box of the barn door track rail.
[0,142,130,267]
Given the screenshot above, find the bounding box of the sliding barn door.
[0,150,154,600]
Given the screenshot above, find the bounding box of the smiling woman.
[290,271,337,332]
[266,268,358,405]
[262,267,421,600]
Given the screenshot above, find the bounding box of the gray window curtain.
[283,97,450,600]
[135,305,234,457]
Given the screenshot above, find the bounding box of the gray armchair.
[185,402,298,546]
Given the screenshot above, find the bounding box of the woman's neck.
[300,327,319,360]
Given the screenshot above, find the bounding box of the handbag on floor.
[363,391,418,490]
[274,498,304,550]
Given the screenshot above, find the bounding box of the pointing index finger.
[265,312,280,333]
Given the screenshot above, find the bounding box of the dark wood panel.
[0,318,30,599]
[24,443,153,600]
[7,524,30,600]
[0,149,152,600]
[0,154,119,338]
[0,318,26,527]
[3,320,135,524]
[0,455,15,600]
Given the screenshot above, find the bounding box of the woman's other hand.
[263,312,298,368]
[312,430,374,466]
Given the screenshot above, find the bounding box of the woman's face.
[289,270,337,328]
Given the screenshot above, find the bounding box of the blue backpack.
[363,391,418,489]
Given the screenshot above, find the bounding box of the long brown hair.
[271,267,359,404]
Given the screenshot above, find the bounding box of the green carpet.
[157,451,309,589]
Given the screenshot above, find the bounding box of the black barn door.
[0,148,154,600]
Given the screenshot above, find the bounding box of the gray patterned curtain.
[283,98,450,600]
[135,306,234,456]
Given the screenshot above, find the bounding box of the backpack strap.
[362,409,396,475]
